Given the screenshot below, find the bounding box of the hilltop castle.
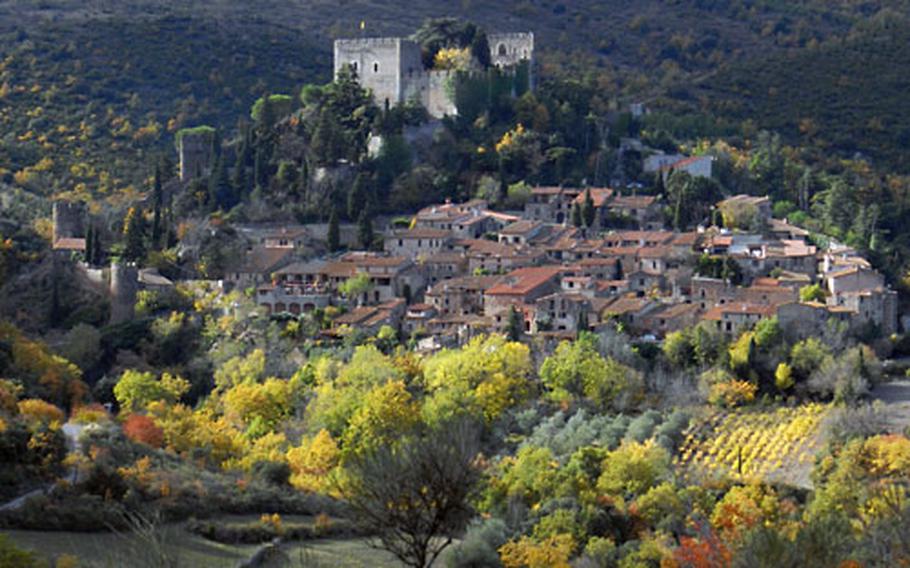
[334,32,534,119]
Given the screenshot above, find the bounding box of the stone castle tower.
[177,128,216,182]
[52,200,85,243]
[334,31,534,119]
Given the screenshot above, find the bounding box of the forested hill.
[2,0,910,200]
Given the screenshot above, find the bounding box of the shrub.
[708,380,757,408]
[122,414,164,448]
[17,399,65,426]
[252,460,291,487]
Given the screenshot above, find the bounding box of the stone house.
[533,292,594,333]
[599,295,658,333]
[524,186,581,224]
[702,302,775,336]
[426,275,504,316]
[483,266,567,330]
[384,228,454,258]
[640,303,701,337]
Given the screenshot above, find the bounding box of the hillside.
[1,0,910,202]
[690,12,910,172]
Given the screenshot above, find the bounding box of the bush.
[252,460,291,487]
[444,517,510,568]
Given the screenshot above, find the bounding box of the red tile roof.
[485,266,564,296]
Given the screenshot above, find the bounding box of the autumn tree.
[123,413,164,447]
[338,419,482,568]
[113,370,189,413]
[540,332,642,411]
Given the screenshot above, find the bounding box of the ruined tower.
[52,200,86,243]
[177,127,216,182]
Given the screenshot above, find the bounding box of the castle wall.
[427,71,457,118]
[488,32,534,88]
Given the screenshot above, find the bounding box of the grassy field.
[4,521,403,568]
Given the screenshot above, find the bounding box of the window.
[351,61,358,71]
[373,62,379,73]
[498,44,507,56]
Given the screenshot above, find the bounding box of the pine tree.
[327,207,341,253]
[582,188,596,227]
[357,207,374,250]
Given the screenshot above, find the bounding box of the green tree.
[151,165,163,249]
[122,206,146,262]
[799,284,826,303]
[571,202,583,227]
[209,155,237,211]
[357,208,374,250]
[540,333,642,410]
[582,188,596,227]
[340,273,373,305]
[506,305,524,341]
[114,370,189,413]
[327,207,341,252]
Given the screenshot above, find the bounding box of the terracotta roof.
[572,187,614,207]
[389,228,452,239]
[499,220,542,235]
[427,275,505,295]
[610,194,657,208]
[235,247,293,274]
[485,266,564,296]
[703,302,775,320]
[601,296,653,316]
[661,155,713,172]
[650,303,700,319]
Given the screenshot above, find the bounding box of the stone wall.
[178,131,215,181]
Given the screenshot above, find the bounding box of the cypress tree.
[582,188,596,227]
[571,202,583,227]
[209,155,236,211]
[348,174,371,220]
[123,207,146,263]
[506,305,524,341]
[84,223,94,265]
[327,207,341,252]
[151,166,163,249]
[357,207,374,250]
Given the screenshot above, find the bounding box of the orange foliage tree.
[122,414,164,448]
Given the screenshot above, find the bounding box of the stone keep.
[334,31,534,119]
[52,200,85,242]
[177,129,216,182]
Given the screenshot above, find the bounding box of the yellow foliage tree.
[342,380,420,454]
[287,429,341,493]
[434,47,472,70]
[499,534,574,568]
